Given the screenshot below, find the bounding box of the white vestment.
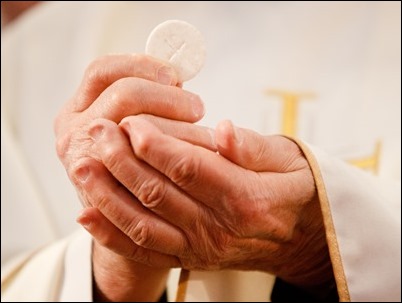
[1,2,400,302]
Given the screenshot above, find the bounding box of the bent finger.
[70,157,189,257]
[90,118,203,231]
[77,207,180,267]
[67,54,178,113]
[215,120,306,172]
[122,117,243,208]
[86,77,204,123]
[120,115,217,152]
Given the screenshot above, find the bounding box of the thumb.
[215,120,304,172]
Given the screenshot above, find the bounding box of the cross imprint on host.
[164,36,186,62]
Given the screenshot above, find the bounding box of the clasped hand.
[54,54,333,298]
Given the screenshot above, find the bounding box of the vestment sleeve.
[1,230,93,302]
[296,140,401,302]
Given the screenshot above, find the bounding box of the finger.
[77,207,179,267]
[123,118,306,241]
[120,115,217,151]
[67,54,179,113]
[214,120,314,210]
[70,157,189,257]
[123,117,243,208]
[85,77,204,123]
[89,118,203,231]
[215,120,307,172]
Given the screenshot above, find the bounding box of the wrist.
[92,242,169,302]
[279,195,336,299]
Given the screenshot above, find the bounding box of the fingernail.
[231,122,243,145]
[191,95,205,119]
[157,66,175,85]
[89,125,104,141]
[76,166,90,183]
[76,209,91,228]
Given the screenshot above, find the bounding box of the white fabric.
[1,231,92,302]
[58,231,92,302]
[1,237,68,301]
[310,145,401,301]
[1,1,400,301]
[184,271,275,302]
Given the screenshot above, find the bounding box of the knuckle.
[84,56,108,82]
[69,160,90,185]
[68,158,101,189]
[259,209,295,243]
[133,130,154,158]
[269,223,294,243]
[107,78,126,103]
[168,153,200,187]
[109,76,129,90]
[101,143,127,173]
[126,219,156,249]
[107,78,144,111]
[55,132,72,161]
[136,180,166,209]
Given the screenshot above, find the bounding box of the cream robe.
[1,2,400,302]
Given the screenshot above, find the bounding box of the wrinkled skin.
[55,54,334,301]
[54,54,205,301]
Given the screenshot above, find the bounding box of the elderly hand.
[82,114,334,297]
[54,54,205,301]
[54,54,204,172]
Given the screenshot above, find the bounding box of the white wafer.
[145,20,206,82]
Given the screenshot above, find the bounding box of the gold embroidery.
[175,269,190,302]
[348,140,382,175]
[265,89,315,137]
[265,88,382,175]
